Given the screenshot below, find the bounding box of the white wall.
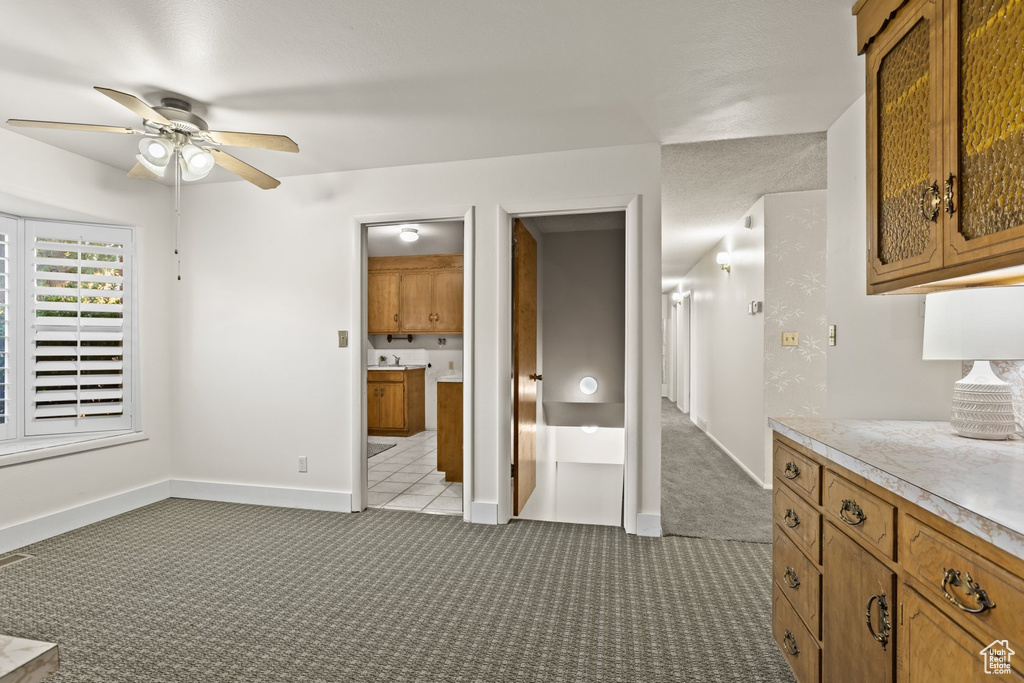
[173,144,662,528]
[0,128,175,529]
[825,97,960,418]
[681,200,767,483]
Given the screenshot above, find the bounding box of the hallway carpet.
[661,398,773,543]
[0,498,792,682]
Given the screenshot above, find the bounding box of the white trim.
[470,501,499,524]
[352,206,475,520]
[169,480,352,512]
[636,512,662,537]
[497,195,643,534]
[0,480,169,555]
[704,430,771,490]
[0,431,148,468]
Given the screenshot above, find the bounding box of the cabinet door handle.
[920,181,941,223]
[393,313,399,322]
[783,508,800,528]
[944,173,956,217]
[783,566,800,589]
[783,461,800,480]
[782,629,799,656]
[839,499,867,526]
[941,568,996,614]
[865,593,891,650]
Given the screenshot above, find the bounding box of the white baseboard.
[705,432,770,489]
[0,480,170,555]
[636,512,662,537]
[471,501,499,524]
[169,480,352,512]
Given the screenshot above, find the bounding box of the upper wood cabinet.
[367,254,463,334]
[856,0,1024,293]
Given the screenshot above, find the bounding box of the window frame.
[0,211,142,456]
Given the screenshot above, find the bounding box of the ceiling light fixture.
[135,137,173,176]
[179,143,215,181]
[400,227,420,242]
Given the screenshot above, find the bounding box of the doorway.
[354,209,475,519]
[511,212,627,527]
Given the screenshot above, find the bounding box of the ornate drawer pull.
[393,313,399,322]
[865,593,891,650]
[942,568,996,614]
[783,508,800,528]
[783,566,800,589]
[782,629,799,656]
[783,461,800,480]
[920,181,941,223]
[839,499,867,526]
[944,173,956,216]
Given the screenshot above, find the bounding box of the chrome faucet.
[393,355,400,366]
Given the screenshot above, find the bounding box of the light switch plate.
[338,330,348,348]
[782,332,799,347]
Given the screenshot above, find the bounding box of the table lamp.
[922,285,1024,440]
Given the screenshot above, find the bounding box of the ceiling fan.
[6,87,298,189]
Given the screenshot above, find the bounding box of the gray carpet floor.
[367,442,396,459]
[661,398,773,544]
[0,498,792,682]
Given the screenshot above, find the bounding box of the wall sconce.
[579,376,598,395]
[671,291,683,307]
[716,252,731,272]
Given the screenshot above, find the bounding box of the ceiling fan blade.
[94,86,173,126]
[127,162,157,180]
[206,130,299,153]
[208,148,281,190]
[6,119,142,135]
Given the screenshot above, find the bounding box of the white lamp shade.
[716,252,730,265]
[922,286,1024,360]
[179,144,215,181]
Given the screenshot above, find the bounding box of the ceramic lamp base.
[950,361,1015,440]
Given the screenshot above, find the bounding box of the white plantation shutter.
[0,216,12,440]
[25,221,133,435]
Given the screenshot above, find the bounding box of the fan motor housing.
[152,98,207,134]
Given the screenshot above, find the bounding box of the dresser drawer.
[774,441,822,504]
[774,525,821,638]
[775,484,821,563]
[368,370,405,382]
[773,583,821,683]
[903,514,1024,649]
[823,470,895,560]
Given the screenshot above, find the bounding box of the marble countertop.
[769,418,1024,562]
[0,635,58,682]
[367,365,425,371]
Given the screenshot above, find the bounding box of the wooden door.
[432,270,463,333]
[399,272,434,332]
[943,0,1024,268]
[377,383,405,429]
[865,0,945,292]
[367,382,381,429]
[823,524,896,683]
[512,219,537,515]
[899,586,1024,682]
[368,272,400,334]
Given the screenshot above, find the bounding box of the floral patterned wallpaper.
[764,192,828,418]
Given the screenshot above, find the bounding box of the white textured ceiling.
[661,132,829,287]
[1,0,861,184]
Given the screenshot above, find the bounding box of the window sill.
[0,431,149,469]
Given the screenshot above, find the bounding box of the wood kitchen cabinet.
[855,0,1024,293]
[772,431,1024,682]
[367,368,425,437]
[436,380,463,482]
[367,254,463,334]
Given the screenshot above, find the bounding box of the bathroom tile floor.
[367,431,463,515]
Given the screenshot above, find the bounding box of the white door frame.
[677,291,691,414]
[496,195,642,533]
[351,206,476,520]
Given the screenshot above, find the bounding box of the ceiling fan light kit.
[5,86,299,190]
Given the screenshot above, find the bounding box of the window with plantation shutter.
[24,220,134,435]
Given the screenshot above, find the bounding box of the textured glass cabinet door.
[945,0,1024,264]
[866,0,945,289]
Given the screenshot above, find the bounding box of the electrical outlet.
[449,361,455,370]
[298,456,308,473]
[782,332,799,347]
[828,325,837,346]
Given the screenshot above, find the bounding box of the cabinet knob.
[393,314,399,322]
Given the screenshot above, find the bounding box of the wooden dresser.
[770,419,1024,682]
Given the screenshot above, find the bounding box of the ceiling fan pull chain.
[175,149,182,281]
